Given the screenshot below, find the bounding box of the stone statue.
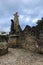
[13,12,19,26]
[13,12,20,34]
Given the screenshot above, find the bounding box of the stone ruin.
[8,12,43,53]
[0,12,43,56]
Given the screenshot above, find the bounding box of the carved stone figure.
[13,12,19,33]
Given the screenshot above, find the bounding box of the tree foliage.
[36,18,43,30]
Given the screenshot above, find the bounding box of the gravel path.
[0,48,43,65]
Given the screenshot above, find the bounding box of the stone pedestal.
[8,34,19,48]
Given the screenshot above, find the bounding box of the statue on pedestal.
[9,12,20,47]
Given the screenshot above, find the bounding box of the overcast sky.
[0,0,43,32]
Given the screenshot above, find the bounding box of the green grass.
[0,43,4,47]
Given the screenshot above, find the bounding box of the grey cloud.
[0,0,43,31]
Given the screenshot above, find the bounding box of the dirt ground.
[0,48,43,65]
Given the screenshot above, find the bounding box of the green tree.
[36,18,43,31]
